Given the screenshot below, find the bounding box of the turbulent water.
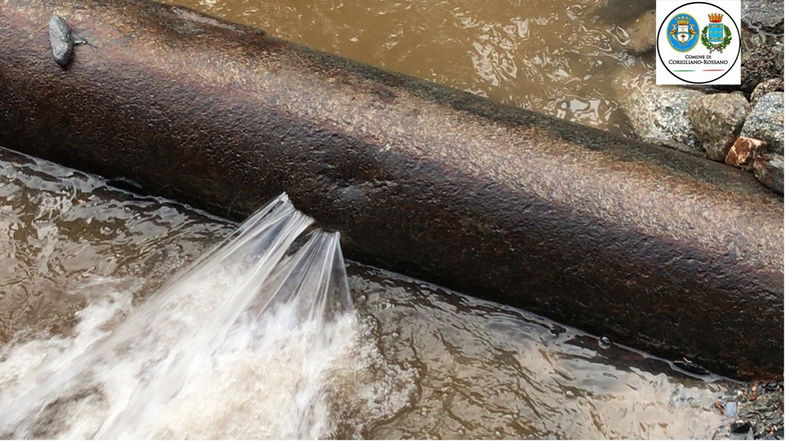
[0,192,353,439]
[165,0,654,134]
[0,146,740,438]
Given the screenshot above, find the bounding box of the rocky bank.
[614,1,784,194]
[613,7,783,435]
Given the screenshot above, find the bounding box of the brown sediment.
[0,0,781,379]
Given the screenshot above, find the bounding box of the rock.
[717,383,784,440]
[731,420,752,434]
[622,10,655,54]
[742,0,784,33]
[751,78,784,105]
[688,93,750,161]
[741,92,784,154]
[736,382,784,440]
[721,28,785,95]
[741,42,784,95]
[613,68,704,155]
[726,401,739,418]
[725,137,767,168]
[673,358,711,376]
[753,154,784,194]
[48,15,74,68]
[594,0,655,25]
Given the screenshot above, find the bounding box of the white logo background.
[656,0,741,85]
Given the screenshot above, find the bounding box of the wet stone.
[741,92,784,155]
[48,15,75,68]
[725,401,739,418]
[731,420,752,434]
[688,93,750,161]
[752,154,784,194]
[622,9,655,54]
[593,0,655,25]
[673,358,710,376]
[730,382,785,440]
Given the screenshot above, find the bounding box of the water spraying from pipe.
[0,193,356,439]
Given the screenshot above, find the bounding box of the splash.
[0,193,356,439]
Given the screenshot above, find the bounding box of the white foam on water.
[0,193,357,439]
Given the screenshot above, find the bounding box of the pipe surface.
[0,0,782,379]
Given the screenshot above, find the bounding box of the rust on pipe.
[0,0,782,379]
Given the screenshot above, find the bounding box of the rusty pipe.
[0,0,782,379]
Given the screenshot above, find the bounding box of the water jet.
[0,192,355,438]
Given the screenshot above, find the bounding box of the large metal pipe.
[0,0,781,379]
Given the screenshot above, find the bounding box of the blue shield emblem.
[667,13,699,52]
[707,23,725,44]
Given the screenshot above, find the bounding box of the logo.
[656,1,741,85]
[701,13,732,52]
[667,13,699,51]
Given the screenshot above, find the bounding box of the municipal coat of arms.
[667,13,699,52]
[701,13,732,52]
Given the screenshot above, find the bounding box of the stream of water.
[0,191,353,438]
[0,146,738,438]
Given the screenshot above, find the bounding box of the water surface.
[164,0,655,134]
[0,146,735,438]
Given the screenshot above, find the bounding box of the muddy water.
[0,146,737,439]
[164,0,653,133]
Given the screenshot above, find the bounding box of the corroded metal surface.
[0,0,781,379]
